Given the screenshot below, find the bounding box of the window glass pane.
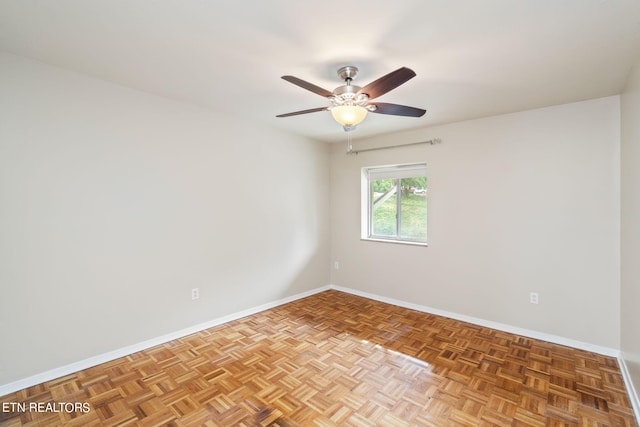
[371,179,397,237]
[399,177,427,241]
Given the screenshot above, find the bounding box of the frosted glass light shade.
[330,105,368,126]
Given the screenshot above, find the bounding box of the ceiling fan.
[276,66,426,131]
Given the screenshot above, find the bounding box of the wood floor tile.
[0,290,637,426]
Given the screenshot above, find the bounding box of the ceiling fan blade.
[281,76,334,98]
[357,67,417,100]
[368,102,426,117]
[276,107,329,118]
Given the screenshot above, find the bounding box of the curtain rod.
[346,138,442,155]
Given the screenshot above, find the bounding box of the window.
[362,163,427,244]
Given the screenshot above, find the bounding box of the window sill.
[361,237,428,247]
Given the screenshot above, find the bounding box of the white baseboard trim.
[618,353,640,422]
[328,284,620,358]
[0,285,331,397]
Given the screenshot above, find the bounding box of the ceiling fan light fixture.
[330,105,368,127]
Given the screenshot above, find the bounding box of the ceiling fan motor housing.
[331,85,368,106]
[333,84,362,96]
[332,67,369,107]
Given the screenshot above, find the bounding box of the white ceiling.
[1,0,640,143]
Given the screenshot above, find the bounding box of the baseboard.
[328,284,620,358]
[618,353,640,422]
[0,285,331,397]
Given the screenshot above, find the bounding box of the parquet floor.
[0,290,637,426]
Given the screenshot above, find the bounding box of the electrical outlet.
[334,261,340,270]
[530,292,539,304]
[192,288,199,300]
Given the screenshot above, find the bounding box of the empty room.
[1,1,640,426]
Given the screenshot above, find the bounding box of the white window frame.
[361,163,428,246]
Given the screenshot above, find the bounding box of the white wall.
[330,97,621,349]
[0,52,331,386]
[621,57,640,403]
